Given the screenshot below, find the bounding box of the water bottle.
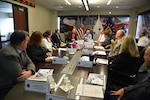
[66,47,69,57]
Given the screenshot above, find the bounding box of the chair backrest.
[108,60,142,87]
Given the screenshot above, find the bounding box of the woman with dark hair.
[41,30,54,52]
[26,31,52,64]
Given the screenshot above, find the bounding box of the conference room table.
[4,45,108,100]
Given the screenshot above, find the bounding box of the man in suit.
[51,29,66,47]
[110,46,150,100]
[107,29,125,62]
[0,30,35,100]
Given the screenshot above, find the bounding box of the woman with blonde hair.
[106,35,140,91]
[119,35,139,58]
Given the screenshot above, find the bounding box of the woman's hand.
[110,88,124,100]
[45,56,52,62]
[46,52,52,57]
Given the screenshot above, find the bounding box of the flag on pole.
[93,16,103,40]
[74,26,84,40]
[104,17,114,34]
[93,16,103,34]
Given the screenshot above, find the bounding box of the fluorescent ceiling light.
[65,0,71,5]
[82,0,90,11]
[107,0,112,5]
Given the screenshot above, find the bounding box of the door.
[13,4,28,31]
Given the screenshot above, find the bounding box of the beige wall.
[58,9,131,16]
[3,0,150,37]
[4,0,57,35]
[138,3,150,13]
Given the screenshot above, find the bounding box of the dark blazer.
[66,31,77,42]
[101,37,111,48]
[121,79,150,100]
[0,44,35,87]
[51,33,62,47]
[109,52,139,75]
[107,52,139,88]
[26,45,50,64]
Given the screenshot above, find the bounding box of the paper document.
[76,84,104,98]
[80,56,89,61]
[93,51,106,55]
[96,58,108,65]
[94,46,105,50]
[28,69,54,81]
[58,48,67,51]
[61,42,67,47]
[87,73,105,86]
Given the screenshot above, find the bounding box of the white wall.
[0,13,14,41]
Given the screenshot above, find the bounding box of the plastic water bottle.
[66,47,69,57]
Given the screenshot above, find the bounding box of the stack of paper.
[76,84,104,98]
[87,73,105,86]
[93,51,106,55]
[28,69,54,81]
[96,58,108,65]
[80,56,90,61]
[94,46,105,50]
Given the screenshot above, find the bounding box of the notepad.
[76,84,104,98]
[96,58,108,65]
[87,73,105,86]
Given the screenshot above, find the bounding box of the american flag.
[74,27,84,40]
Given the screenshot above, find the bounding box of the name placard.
[82,49,93,55]
[77,60,93,68]
[25,80,50,93]
[84,42,94,48]
[68,48,77,54]
[46,93,75,100]
[52,58,68,64]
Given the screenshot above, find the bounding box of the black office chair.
[107,63,141,90]
[109,68,137,86]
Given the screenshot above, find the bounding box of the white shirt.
[41,38,53,51]
[137,36,150,47]
[97,34,105,42]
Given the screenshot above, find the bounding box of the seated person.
[107,29,125,61]
[26,31,52,64]
[107,35,140,90]
[51,29,66,48]
[138,42,150,72]
[108,46,150,100]
[97,29,105,43]
[0,30,35,100]
[66,28,77,43]
[41,30,54,52]
[137,32,150,48]
[98,32,111,49]
[83,29,92,40]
